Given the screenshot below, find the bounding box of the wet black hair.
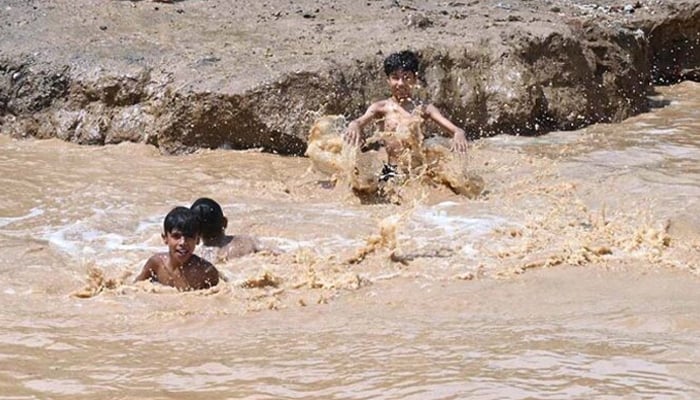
[190,197,225,239]
[163,206,200,238]
[383,50,420,76]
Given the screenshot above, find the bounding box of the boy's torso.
[376,98,426,132]
[196,234,259,263]
[152,253,216,290]
[372,99,426,167]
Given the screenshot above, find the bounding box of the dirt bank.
[0,0,699,154]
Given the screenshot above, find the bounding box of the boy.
[343,50,469,164]
[134,206,220,291]
[190,197,269,263]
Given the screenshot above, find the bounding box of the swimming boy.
[134,206,220,290]
[190,197,269,263]
[343,50,468,164]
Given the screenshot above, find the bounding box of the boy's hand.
[343,123,362,146]
[451,129,468,153]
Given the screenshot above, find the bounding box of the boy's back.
[191,197,274,263]
[196,234,263,263]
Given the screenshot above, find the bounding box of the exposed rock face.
[0,0,698,154]
[638,1,700,83]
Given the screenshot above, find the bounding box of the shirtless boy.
[134,206,220,290]
[343,50,469,161]
[190,197,269,263]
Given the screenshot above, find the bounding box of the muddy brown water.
[1,82,699,398]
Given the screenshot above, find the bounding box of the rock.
[106,104,155,144]
[51,109,81,140]
[405,13,433,28]
[73,105,109,145]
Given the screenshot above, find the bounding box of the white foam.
[267,235,362,254]
[135,215,161,233]
[412,207,508,238]
[0,207,44,228]
[45,226,81,256]
[460,243,479,256]
[433,201,460,208]
[43,219,160,259]
[645,128,678,136]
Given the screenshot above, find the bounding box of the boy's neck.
[166,255,188,272]
[392,96,420,113]
[392,95,412,104]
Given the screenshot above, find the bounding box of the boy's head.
[383,50,420,76]
[383,50,420,101]
[163,206,200,237]
[190,197,227,239]
[162,206,200,264]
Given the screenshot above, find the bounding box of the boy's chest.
[381,105,424,131]
[156,265,198,290]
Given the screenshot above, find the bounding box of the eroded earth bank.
[1,0,699,153]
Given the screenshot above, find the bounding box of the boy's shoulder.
[228,234,259,246]
[187,254,217,270]
[145,252,168,268]
[371,98,393,108]
[361,98,391,112]
[223,234,261,258]
[185,254,220,289]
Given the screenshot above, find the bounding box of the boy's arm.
[199,261,220,289]
[134,256,159,283]
[424,104,468,153]
[343,102,384,146]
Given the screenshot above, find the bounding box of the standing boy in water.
[134,206,220,291]
[190,197,270,263]
[343,50,468,162]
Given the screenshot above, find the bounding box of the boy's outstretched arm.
[134,256,159,283]
[343,102,383,146]
[424,104,468,153]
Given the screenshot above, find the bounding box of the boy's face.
[387,69,417,101]
[162,229,199,265]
